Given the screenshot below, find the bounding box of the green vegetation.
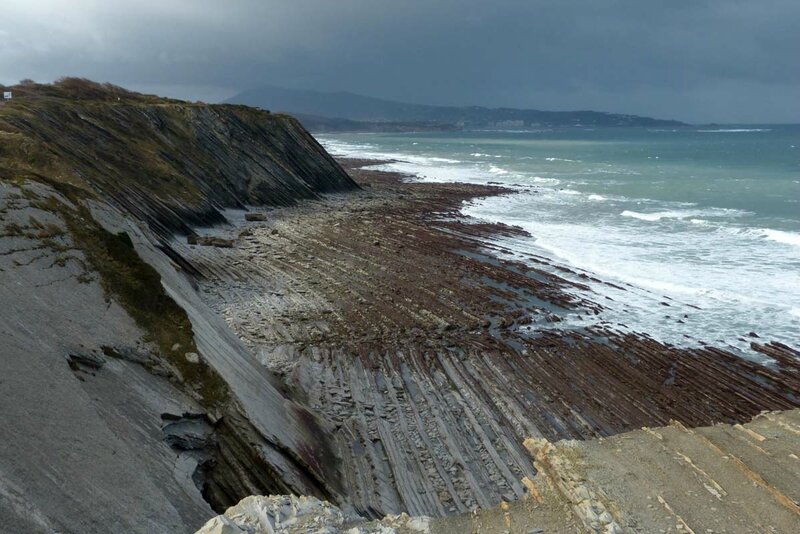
[59,202,229,408]
[0,77,349,410]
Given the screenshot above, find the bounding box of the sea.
[318,126,800,359]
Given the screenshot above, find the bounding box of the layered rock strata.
[182,159,800,518]
[196,409,800,533]
[0,80,358,533]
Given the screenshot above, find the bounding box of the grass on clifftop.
[55,201,229,408]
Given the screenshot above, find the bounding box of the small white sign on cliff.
[2,92,11,101]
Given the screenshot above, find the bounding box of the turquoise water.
[319,127,800,356]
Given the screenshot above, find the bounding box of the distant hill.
[291,113,459,133]
[226,85,686,129]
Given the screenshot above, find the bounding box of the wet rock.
[67,350,106,370]
[244,213,269,222]
[162,413,213,451]
[187,235,235,248]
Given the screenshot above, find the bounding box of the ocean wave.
[621,210,693,221]
[621,207,746,222]
[697,128,773,133]
[428,156,462,163]
[471,153,503,158]
[588,194,606,201]
[746,228,800,248]
[762,229,800,248]
[545,157,577,162]
[319,140,378,156]
[318,137,464,166]
[719,227,800,249]
[531,176,561,185]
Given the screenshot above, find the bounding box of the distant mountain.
[290,113,459,133]
[226,85,686,129]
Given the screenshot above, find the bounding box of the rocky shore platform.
[197,408,800,533]
[178,158,800,519]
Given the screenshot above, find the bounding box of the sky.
[2,0,799,123]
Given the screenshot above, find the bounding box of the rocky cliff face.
[0,80,357,533]
[0,78,356,235]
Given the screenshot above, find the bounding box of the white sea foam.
[317,132,800,355]
[545,157,577,162]
[621,207,746,222]
[697,128,773,133]
[621,210,693,221]
[760,229,800,248]
[718,227,800,249]
[531,176,561,185]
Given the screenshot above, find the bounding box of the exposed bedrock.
[0,177,351,532]
[0,82,359,533]
[195,409,800,533]
[0,79,357,237]
[1,82,798,531]
[0,182,212,532]
[183,162,800,518]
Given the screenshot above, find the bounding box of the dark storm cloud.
[2,1,799,122]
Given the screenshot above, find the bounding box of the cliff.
[2,80,797,533]
[0,79,357,533]
[0,78,356,235]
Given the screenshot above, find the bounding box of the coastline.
[319,131,800,355]
[181,157,800,517]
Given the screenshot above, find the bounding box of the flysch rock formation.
[1,80,798,533]
[0,79,358,533]
[195,409,800,533]
[181,159,800,520]
[0,180,211,532]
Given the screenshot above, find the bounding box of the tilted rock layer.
[198,409,800,533]
[1,80,798,533]
[0,79,357,533]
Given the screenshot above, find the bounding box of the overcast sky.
[2,1,799,123]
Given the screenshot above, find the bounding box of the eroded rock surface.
[0,81,358,533]
[197,410,800,533]
[196,495,432,534]
[183,159,800,518]
[1,81,798,533]
[0,181,212,532]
